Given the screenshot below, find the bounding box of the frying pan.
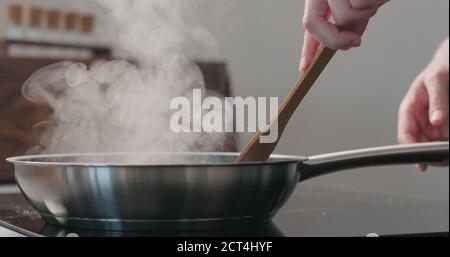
[7,141,449,231]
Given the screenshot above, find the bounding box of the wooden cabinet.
[1,58,56,182]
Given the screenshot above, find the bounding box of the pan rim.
[6,152,307,168]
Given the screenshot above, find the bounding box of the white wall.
[195,0,449,200]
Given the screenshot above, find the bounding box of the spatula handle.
[278,45,337,133]
[234,44,337,163]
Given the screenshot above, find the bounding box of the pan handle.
[299,142,449,182]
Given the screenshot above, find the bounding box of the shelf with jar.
[1,3,111,59]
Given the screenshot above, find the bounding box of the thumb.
[426,73,449,125]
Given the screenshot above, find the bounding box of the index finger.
[397,79,423,145]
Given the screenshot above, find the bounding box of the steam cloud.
[22,0,231,158]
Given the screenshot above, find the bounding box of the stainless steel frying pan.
[7,142,449,231]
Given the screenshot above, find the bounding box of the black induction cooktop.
[0,184,448,237]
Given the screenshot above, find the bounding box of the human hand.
[398,39,449,171]
[300,0,389,72]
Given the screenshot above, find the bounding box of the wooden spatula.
[234,44,338,163]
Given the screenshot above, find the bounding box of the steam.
[22,0,230,157]
[96,0,219,64]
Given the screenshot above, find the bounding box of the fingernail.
[299,56,305,72]
[417,164,427,172]
[350,39,361,47]
[431,110,445,123]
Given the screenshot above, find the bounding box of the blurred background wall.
[196,0,449,201]
[0,0,448,201]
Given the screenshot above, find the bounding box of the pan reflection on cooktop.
[39,222,285,237]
